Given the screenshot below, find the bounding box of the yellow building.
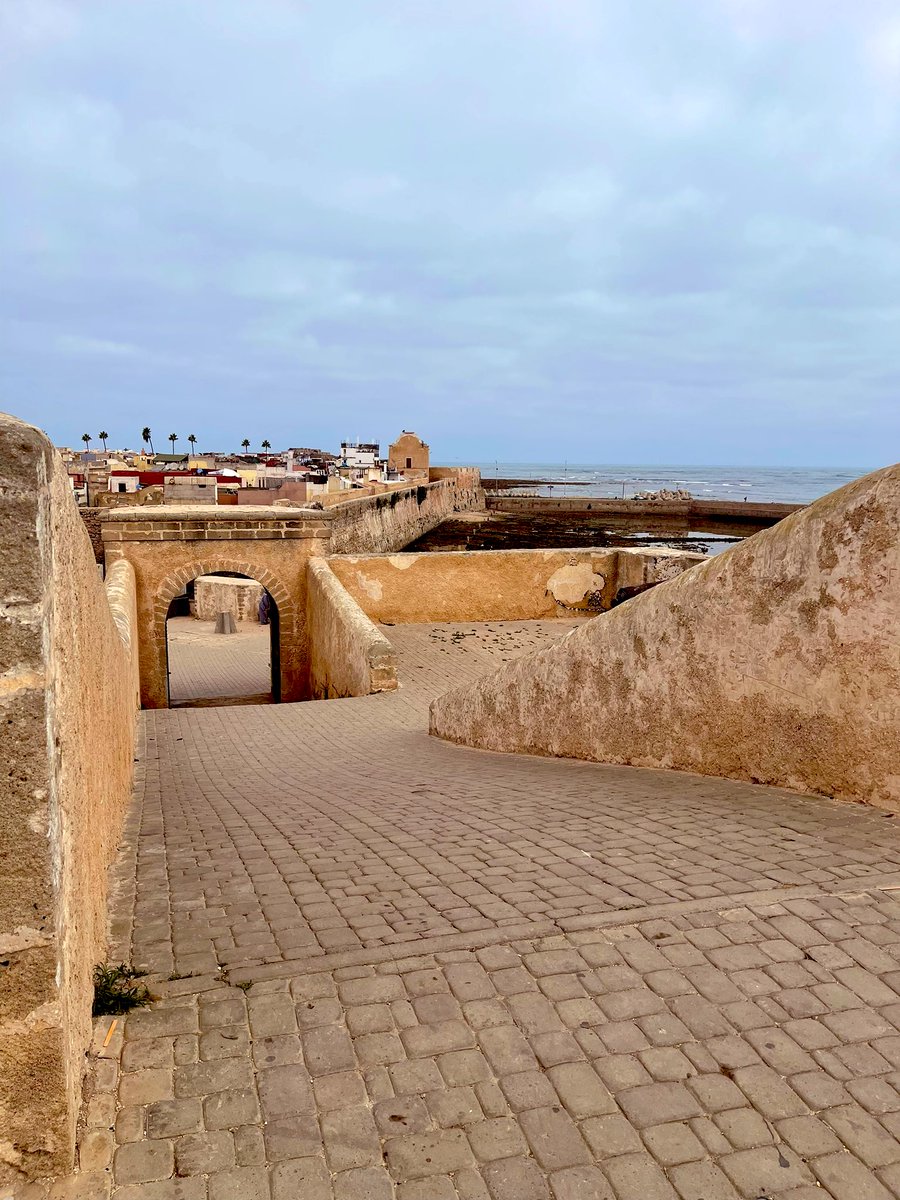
[388,431,430,478]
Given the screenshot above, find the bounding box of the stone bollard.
[214,611,237,635]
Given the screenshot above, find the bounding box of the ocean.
[469,463,868,506]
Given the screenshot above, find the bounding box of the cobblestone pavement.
[166,618,272,704]
[27,622,900,1200]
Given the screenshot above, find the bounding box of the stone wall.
[328,475,484,555]
[328,547,704,624]
[79,507,104,563]
[0,415,140,1185]
[307,560,397,699]
[192,575,263,622]
[431,465,900,809]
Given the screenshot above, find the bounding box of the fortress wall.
[327,547,705,625]
[0,415,140,1185]
[307,559,397,699]
[327,473,484,556]
[430,465,900,810]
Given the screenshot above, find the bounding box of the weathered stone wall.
[0,415,139,1185]
[431,465,900,809]
[79,507,104,563]
[307,560,397,699]
[328,475,484,556]
[192,575,263,623]
[328,547,704,624]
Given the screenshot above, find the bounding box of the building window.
[406,457,412,468]
[118,482,127,493]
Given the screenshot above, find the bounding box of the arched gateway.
[101,506,333,707]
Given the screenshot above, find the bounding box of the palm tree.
[261,439,271,456]
[81,433,91,451]
[187,434,197,454]
[168,433,178,453]
[241,438,251,453]
[141,427,154,454]
[98,431,109,453]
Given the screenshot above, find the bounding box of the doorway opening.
[165,572,281,707]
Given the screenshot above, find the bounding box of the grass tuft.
[92,963,151,1016]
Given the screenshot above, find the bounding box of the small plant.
[92,963,151,1016]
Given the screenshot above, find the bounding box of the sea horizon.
[455,462,873,506]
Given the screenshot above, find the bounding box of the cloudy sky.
[2,0,899,465]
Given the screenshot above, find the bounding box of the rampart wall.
[327,547,704,624]
[327,475,484,555]
[431,465,900,809]
[0,415,140,1185]
[307,560,397,699]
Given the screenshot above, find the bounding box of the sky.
[2,0,899,466]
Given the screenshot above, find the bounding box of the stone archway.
[152,557,295,708]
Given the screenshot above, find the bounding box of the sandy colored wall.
[328,476,484,556]
[328,547,704,624]
[192,575,263,622]
[0,415,139,1185]
[431,465,900,809]
[307,560,397,699]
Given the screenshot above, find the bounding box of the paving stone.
[638,1046,693,1081]
[641,1121,706,1166]
[390,1057,444,1095]
[812,1152,894,1200]
[821,1102,900,1166]
[384,1129,474,1179]
[145,1098,203,1139]
[175,1131,235,1176]
[602,1152,678,1199]
[547,1062,616,1119]
[594,1054,653,1093]
[114,1139,175,1185]
[270,1157,331,1200]
[500,1070,559,1113]
[713,1108,773,1150]
[731,1065,807,1119]
[581,1114,643,1157]
[428,1086,483,1127]
[263,1113,322,1160]
[667,1160,741,1199]
[616,1082,701,1129]
[334,1167,394,1200]
[402,1019,475,1057]
[519,1106,591,1171]
[719,1145,815,1194]
[467,1117,528,1161]
[548,1165,615,1200]
[321,1104,381,1170]
[397,1178,457,1200]
[482,1154,551,1200]
[776,1114,843,1158]
[203,1087,261,1129]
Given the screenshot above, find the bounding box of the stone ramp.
[430,464,900,809]
[27,620,900,1199]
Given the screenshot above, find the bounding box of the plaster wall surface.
[0,415,139,1185]
[192,575,263,622]
[328,546,704,624]
[307,559,397,699]
[431,465,900,809]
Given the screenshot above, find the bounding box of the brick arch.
[153,557,293,625]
